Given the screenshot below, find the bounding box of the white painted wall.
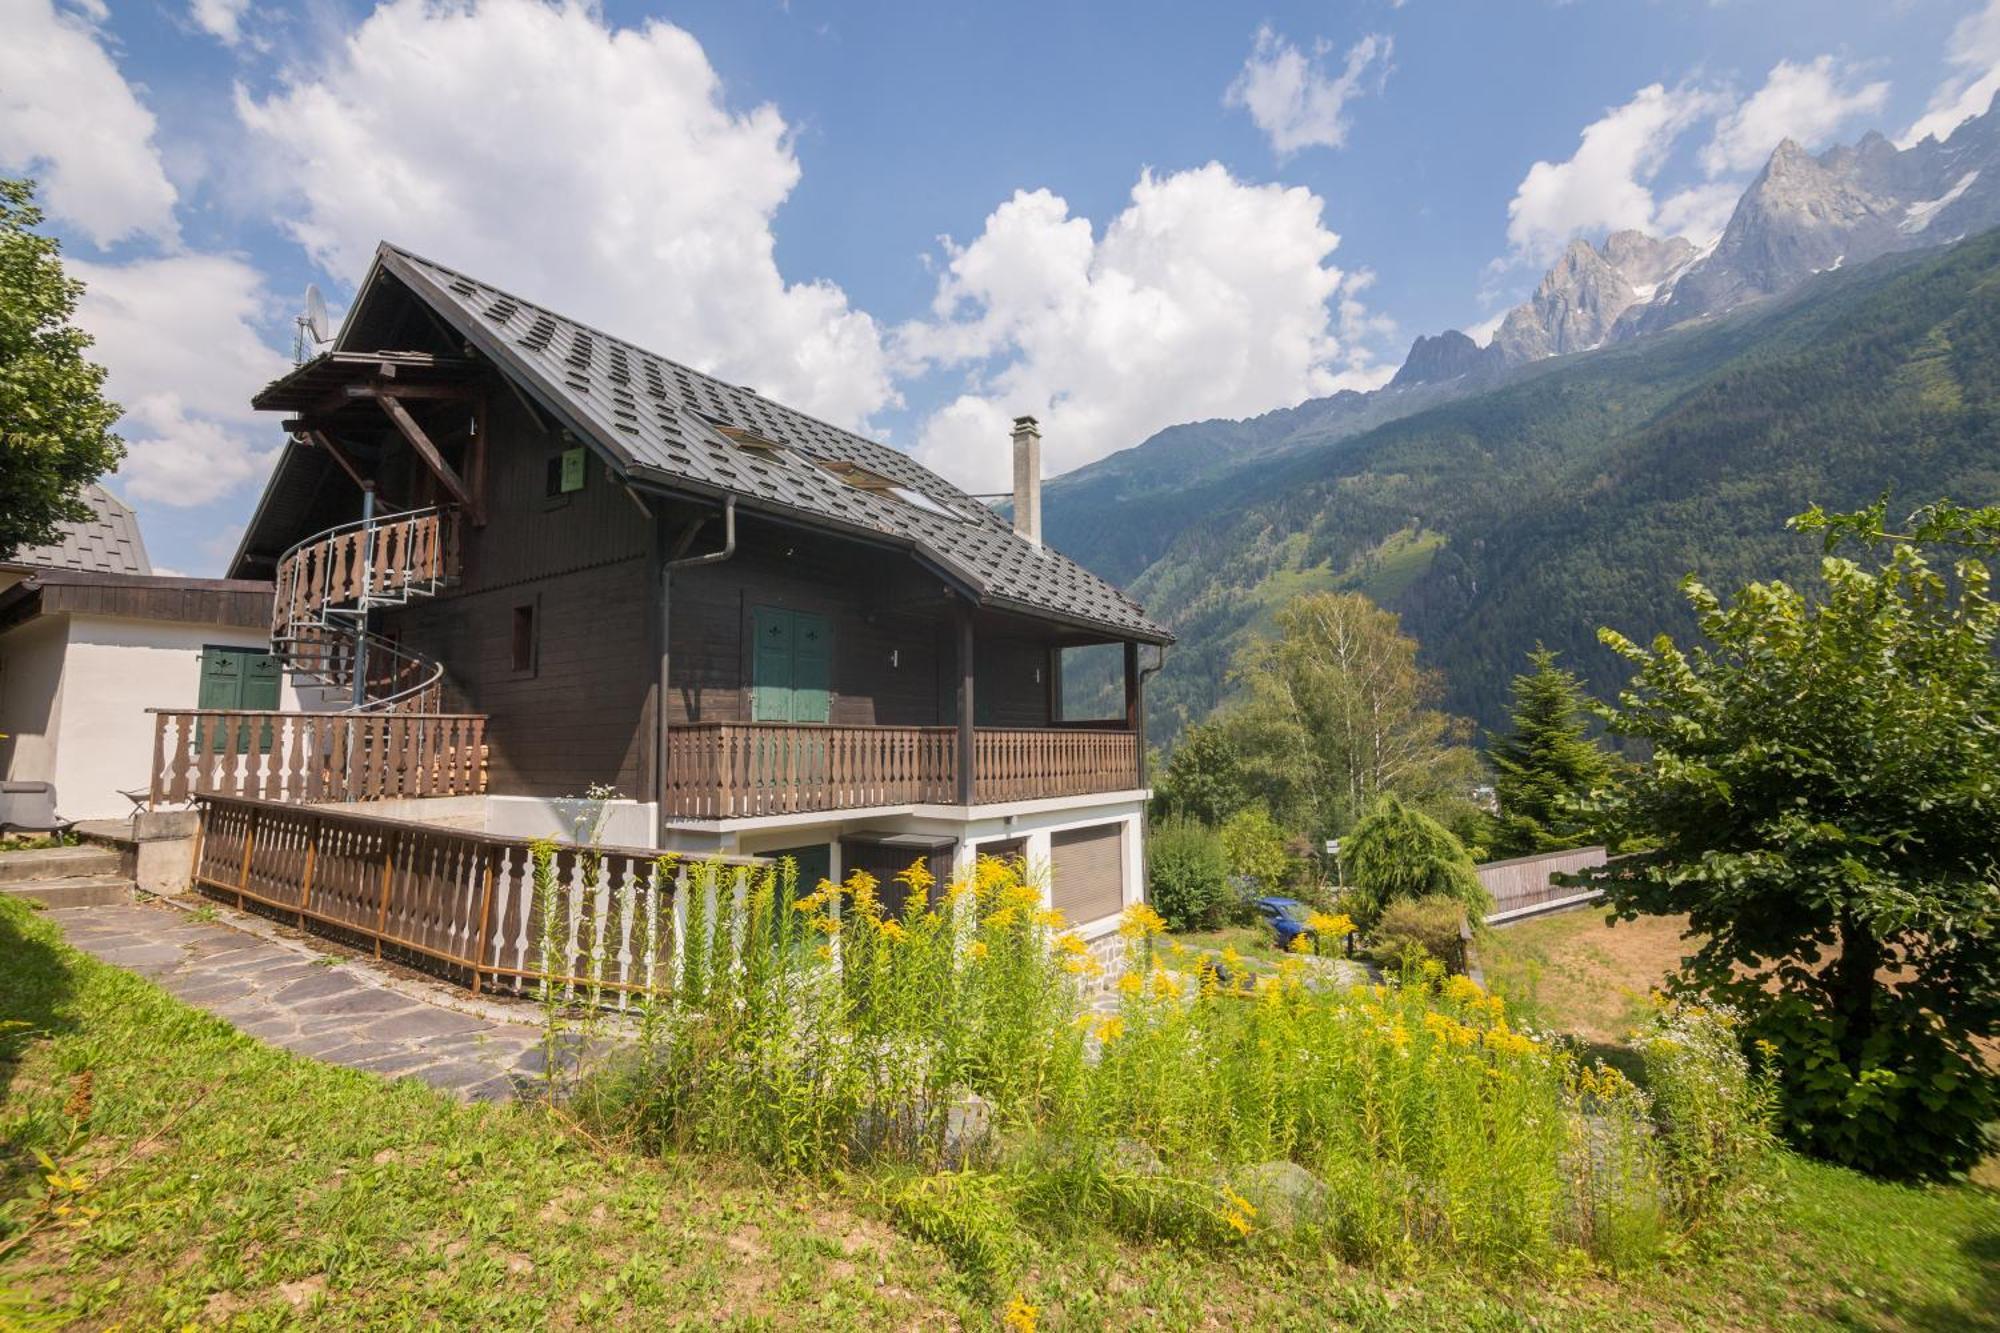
[7,613,335,821]
[0,615,69,793]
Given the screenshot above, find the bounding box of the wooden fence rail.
[150,710,487,808]
[1477,845,1610,924]
[661,722,1137,818]
[192,795,767,1000]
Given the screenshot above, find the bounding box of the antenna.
[293,283,332,364]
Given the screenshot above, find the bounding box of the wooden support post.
[466,395,489,528]
[298,813,319,929]
[237,808,258,911]
[375,835,396,959]
[1124,641,1145,790]
[956,603,976,807]
[470,855,498,995]
[376,392,475,514]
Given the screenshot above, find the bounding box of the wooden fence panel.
[192,796,761,1003]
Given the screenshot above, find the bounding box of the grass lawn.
[4,895,1997,1330]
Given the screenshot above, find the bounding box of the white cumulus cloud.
[70,253,292,507]
[1505,83,1727,263]
[237,0,894,431]
[1701,56,1888,176]
[0,0,179,245]
[189,0,251,46]
[1902,0,2000,147]
[896,163,1387,493]
[1225,26,1392,158]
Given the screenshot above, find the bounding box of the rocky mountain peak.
[1389,328,1498,388]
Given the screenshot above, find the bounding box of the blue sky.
[6,0,1998,575]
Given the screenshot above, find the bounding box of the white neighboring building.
[0,487,327,822]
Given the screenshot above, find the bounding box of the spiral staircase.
[270,507,458,713]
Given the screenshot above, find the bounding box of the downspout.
[655,494,737,848]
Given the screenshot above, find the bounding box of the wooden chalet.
[187,244,1171,935]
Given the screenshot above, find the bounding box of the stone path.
[46,900,548,1102]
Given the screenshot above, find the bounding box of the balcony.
[660,722,1140,820]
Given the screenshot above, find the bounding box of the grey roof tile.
[8,485,151,575]
[375,246,1167,643]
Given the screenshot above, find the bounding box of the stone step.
[0,844,126,884]
[0,875,134,909]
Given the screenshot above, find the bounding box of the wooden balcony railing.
[972,728,1139,804]
[273,507,458,635]
[149,709,487,808]
[193,795,765,1000]
[661,722,1139,819]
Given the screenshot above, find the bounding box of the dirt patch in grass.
[1479,908,1695,1044]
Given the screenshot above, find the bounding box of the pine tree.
[1485,646,1611,857]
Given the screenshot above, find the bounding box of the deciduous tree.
[0,177,123,560]
[1578,501,2000,1178]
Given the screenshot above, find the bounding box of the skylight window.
[816,459,968,522]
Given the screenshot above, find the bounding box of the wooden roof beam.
[304,430,370,493]
[376,392,478,522]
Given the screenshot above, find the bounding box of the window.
[814,458,970,523]
[1050,823,1125,925]
[198,646,281,752]
[750,606,831,723]
[511,603,537,674]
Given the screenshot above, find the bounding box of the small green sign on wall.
[559,447,587,493]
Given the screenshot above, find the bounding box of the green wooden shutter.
[198,647,280,752]
[752,607,795,722]
[197,648,241,710]
[790,612,831,724]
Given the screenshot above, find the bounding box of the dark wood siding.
[975,637,1051,727]
[386,556,651,797]
[1050,823,1124,924]
[377,384,657,798]
[667,523,953,727]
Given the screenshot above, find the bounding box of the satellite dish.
[303,283,331,345]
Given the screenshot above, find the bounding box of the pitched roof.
[368,244,1168,643]
[5,485,151,575]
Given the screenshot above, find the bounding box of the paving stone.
[348,1049,443,1077]
[413,1061,500,1092]
[272,971,368,1006]
[94,943,186,973]
[289,987,416,1020]
[363,1007,488,1043]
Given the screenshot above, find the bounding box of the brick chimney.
[1011,415,1042,547]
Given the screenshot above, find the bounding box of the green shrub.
[1344,795,1491,922]
[1147,817,1231,931]
[1218,807,1292,896]
[1370,895,1468,975]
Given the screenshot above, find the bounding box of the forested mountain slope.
[1085,229,2000,743]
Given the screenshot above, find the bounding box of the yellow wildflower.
[1305,910,1355,938]
[1054,931,1089,955]
[967,939,989,961]
[1034,908,1068,930]
[1288,934,1313,954]
[1117,971,1144,997]
[1223,1209,1253,1238]
[877,918,908,944]
[1093,1015,1126,1044]
[1003,1293,1038,1333]
[1150,967,1179,1000]
[1118,902,1168,939]
[897,857,935,899]
[814,944,834,963]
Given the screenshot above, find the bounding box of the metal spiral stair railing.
[270,506,457,713]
